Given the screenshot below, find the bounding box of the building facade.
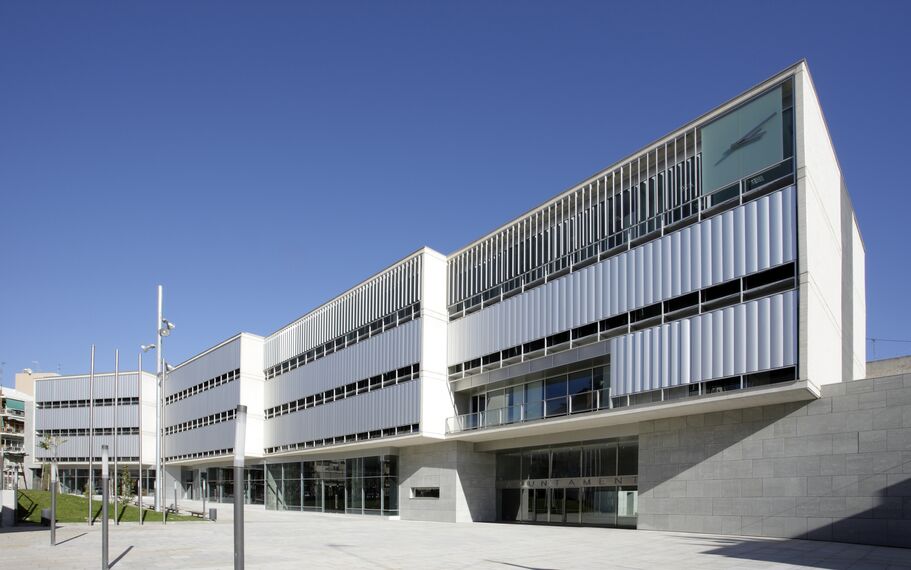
[33,371,156,494]
[31,61,909,547]
[1,387,33,490]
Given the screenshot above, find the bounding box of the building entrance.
[323,481,345,513]
[496,438,638,528]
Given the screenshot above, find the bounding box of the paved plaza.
[2,500,911,569]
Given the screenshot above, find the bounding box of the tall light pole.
[50,457,57,546]
[154,285,175,514]
[233,405,247,570]
[139,344,155,526]
[155,286,162,512]
[113,349,119,526]
[101,445,109,570]
[88,344,95,526]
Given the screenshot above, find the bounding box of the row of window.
[451,365,797,433]
[448,157,794,321]
[265,303,421,380]
[448,129,705,313]
[265,423,420,455]
[448,262,796,379]
[164,408,237,436]
[38,456,140,463]
[37,397,140,409]
[448,80,794,316]
[265,363,420,419]
[165,368,240,405]
[266,253,422,372]
[165,447,234,463]
[36,427,140,437]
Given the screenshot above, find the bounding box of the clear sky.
[2,1,910,384]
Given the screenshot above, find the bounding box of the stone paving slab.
[2,503,911,569]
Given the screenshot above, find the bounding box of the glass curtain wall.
[266,454,398,516]
[56,467,152,496]
[202,466,264,505]
[496,439,637,528]
[470,365,608,427]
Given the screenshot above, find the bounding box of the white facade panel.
[165,422,235,459]
[449,186,797,365]
[161,333,264,460]
[165,382,239,426]
[264,319,421,409]
[610,290,797,396]
[264,380,421,449]
[34,372,155,463]
[264,252,424,369]
[165,337,241,397]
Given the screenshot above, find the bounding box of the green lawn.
[17,490,200,523]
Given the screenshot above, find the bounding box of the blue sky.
[2,1,910,384]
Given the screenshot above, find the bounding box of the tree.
[36,434,66,491]
[118,465,133,503]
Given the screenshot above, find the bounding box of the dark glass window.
[545,376,567,399]
[412,487,440,499]
[550,447,581,479]
[583,444,618,478]
[523,449,550,480]
[568,371,592,395]
[618,443,638,476]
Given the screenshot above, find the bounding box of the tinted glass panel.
[701,85,784,193]
[551,448,581,479]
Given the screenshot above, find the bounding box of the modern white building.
[161,332,264,503]
[33,371,156,494]
[31,61,911,547]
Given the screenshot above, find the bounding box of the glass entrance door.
[524,488,548,522]
[564,488,581,524]
[496,438,638,527]
[323,481,345,513]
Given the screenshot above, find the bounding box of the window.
[411,487,440,499]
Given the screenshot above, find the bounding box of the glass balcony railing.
[446,389,612,433]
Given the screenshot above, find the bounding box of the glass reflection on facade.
[55,467,153,496]
[464,365,609,430]
[266,454,398,516]
[198,465,264,505]
[496,438,637,528]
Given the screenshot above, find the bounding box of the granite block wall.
[638,373,911,547]
[398,441,495,523]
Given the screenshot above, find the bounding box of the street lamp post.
[233,405,247,570]
[113,350,119,526]
[139,344,155,526]
[88,344,95,526]
[50,459,57,546]
[101,445,110,570]
[155,285,175,517]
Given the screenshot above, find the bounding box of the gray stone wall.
[399,441,495,523]
[638,374,911,547]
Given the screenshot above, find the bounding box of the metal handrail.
[446,388,611,433]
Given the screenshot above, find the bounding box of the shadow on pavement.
[672,534,911,569]
[55,532,88,546]
[110,545,134,568]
